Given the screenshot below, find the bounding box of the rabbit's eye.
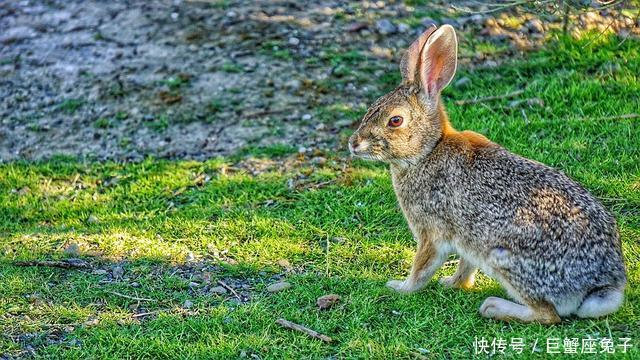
[388,116,403,127]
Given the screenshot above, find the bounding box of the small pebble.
[470,14,485,24]
[87,215,99,224]
[188,282,199,288]
[484,60,498,68]
[64,242,80,256]
[285,79,301,91]
[183,300,194,309]
[334,119,352,128]
[311,156,327,165]
[376,19,397,35]
[210,286,228,295]
[266,281,291,293]
[112,265,124,279]
[288,36,300,46]
[454,77,471,88]
[301,113,312,121]
[397,23,410,33]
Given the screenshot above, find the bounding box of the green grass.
[162,75,191,90]
[1,34,639,358]
[147,115,170,132]
[220,62,243,74]
[56,99,84,114]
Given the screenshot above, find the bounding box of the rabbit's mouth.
[349,135,389,161]
[350,142,387,162]
[350,148,385,162]
[354,152,381,161]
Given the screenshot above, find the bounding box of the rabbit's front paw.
[386,279,419,294]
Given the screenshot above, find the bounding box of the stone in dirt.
[267,281,291,293]
[376,19,397,35]
[285,79,302,91]
[288,36,300,46]
[112,265,125,279]
[210,286,228,295]
[454,77,471,88]
[397,23,410,33]
[64,242,81,256]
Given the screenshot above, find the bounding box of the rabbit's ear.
[419,25,458,98]
[400,25,437,83]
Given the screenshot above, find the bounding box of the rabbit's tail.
[575,286,624,318]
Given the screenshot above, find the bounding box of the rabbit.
[348,25,626,323]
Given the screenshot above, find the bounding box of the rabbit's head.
[349,25,458,164]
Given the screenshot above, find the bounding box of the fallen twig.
[302,179,336,190]
[106,291,157,302]
[132,310,164,318]
[217,280,243,302]
[597,113,639,121]
[13,259,90,269]
[455,90,524,106]
[276,318,333,343]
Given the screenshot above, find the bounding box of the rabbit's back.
[393,137,626,308]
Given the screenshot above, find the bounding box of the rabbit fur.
[348,25,626,323]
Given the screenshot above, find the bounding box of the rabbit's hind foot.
[479,297,560,324]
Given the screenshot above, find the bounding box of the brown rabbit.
[349,25,626,323]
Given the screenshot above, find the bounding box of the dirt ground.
[1,0,637,161]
